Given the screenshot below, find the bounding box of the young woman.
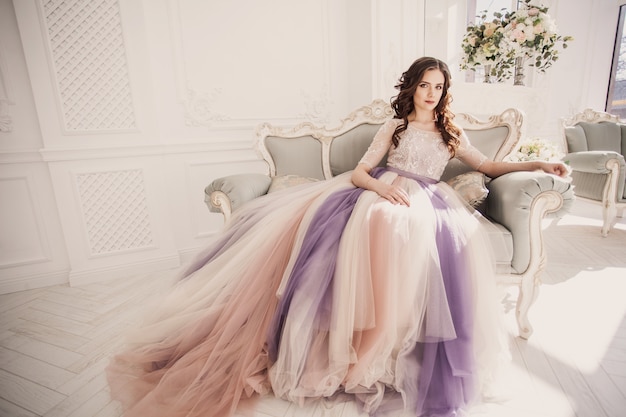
[107,57,568,417]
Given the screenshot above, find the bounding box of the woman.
[107,57,568,417]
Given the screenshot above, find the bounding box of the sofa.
[205,99,574,339]
[561,108,626,236]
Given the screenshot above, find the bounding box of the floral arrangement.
[460,0,573,79]
[460,10,514,81]
[505,138,564,162]
[501,0,573,72]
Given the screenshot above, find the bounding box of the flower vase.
[514,57,526,86]
[483,64,493,83]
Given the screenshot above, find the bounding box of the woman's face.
[413,69,445,113]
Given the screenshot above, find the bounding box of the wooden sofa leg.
[601,199,617,237]
[601,159,621,237]
[516,273,540,339]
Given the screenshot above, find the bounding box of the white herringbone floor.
[0,200,625,417]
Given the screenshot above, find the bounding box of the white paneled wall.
[0,0,621,293]
[0,161,69,293]
[0,0,70,294]
[1,0,390,293]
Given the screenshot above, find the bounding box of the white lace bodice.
[358,119,488,180]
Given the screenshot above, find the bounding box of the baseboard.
[0,270,69,295]
[68,255,181,287]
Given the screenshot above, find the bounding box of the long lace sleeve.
[358,119,398,169]
[456,131,488,171]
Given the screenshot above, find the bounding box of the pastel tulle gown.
[106,119,509,417]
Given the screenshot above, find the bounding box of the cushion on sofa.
[445,171,489,208]
[268,174,319,193]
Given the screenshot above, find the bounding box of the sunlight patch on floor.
[532,269,626,373]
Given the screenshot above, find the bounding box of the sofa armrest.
[204,173,272,220]
[565,151,626,174]
[485,171,575,274]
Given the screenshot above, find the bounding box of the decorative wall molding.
[167,0,333,128]
[0,99,12,132]
[37,140,255,162]
[74,169,155,256]
[0,175,52,268]
[371,0,426,101]
[0,44,14,132]
[38,0,137,133]
[298,84,332,125]
[182,87,230,126]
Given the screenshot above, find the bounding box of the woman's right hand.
[375,181,411,206]
[352,164,410,206]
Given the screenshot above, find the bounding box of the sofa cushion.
[268,174,319,193]
[579,121,622,153]
[565,125,588,152]
[446,171,489,208]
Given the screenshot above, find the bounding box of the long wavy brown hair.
[390,57,461,156]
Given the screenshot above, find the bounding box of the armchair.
[205,100,574,338]
[561,109,626,236]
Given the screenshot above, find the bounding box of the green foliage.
[460,0,573,79]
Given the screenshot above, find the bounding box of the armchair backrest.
[255,100,523,180]
[562,109,625,155]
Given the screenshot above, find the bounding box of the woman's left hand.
[539,161,570,178]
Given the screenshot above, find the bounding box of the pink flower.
[483,22,498,37]
[512,28,526,43]
[528,8,540,17]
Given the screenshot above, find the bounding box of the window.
[607,5,626,118]
[467,0,519,24]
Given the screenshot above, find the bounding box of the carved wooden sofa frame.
[206,100,574,338]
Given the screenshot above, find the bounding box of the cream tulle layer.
[106,171,508,417]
